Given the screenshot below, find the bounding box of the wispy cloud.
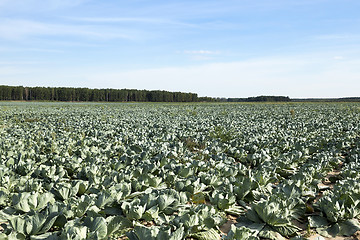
[67,16,197,29]
[183,50,220,55]
[182,50,221,61]
[314,34,351,40]
[0,61,42,65]
[0,18,137,40]
[0,0,88,12]
[69,17,164,23]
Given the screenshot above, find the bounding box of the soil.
[308,234,353,240]
[219,215,238,235]
[354,231,360,240]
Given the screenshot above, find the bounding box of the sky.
[0,0,359,98]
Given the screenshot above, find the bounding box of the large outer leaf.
[225,225,260,240]
[252,201,289,226]
[169,226,184,240]
[12,192,54,213]
[95,191,114,209]
[188,228,221,240]
[84,217,107,239]
[259,226,287,240]
[60,220,88,240]
[9,212,59,236]
[126,226,160,240]
[52,183,79,201]
[158,194,176,211]
[106,215,132,236]
[308,216,328,228]
[317,219,360,238]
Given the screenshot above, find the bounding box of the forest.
[0,85,198,102]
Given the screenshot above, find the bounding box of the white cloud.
[1,53,359,99]
[333,56,344,60]
[74,54,360,98]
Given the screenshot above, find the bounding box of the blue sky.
[0,0,359,98]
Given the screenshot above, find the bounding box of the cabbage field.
[0,102,360,240]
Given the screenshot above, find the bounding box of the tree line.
[3,85,355,103]
[293,97,360,102]
[222,96,291,102]
[0,85,198,102]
